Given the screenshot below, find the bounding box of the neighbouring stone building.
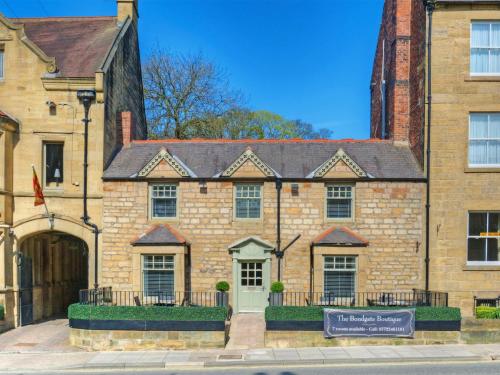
[102,138,425,313]
[372,0,500,315]
[0,0,145,328]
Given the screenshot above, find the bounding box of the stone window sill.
[463,265,500,271]
[464,167,500,173]
[465,75,500,82]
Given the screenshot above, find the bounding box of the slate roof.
[313,227,369,246]
[104,139,424,180]
[131,224,187,246]
[11,16,120,77]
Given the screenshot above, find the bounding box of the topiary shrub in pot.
[215,281,230,307]
[269,281,284,306]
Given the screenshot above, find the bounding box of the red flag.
[32,168,45,207]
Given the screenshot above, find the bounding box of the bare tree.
[143,50,243,139]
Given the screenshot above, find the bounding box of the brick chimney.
[119,111,134,148]
[117,0,138,22]
[370,0,426,165]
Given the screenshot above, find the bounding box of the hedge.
[265,306,461,321]
[0,305,4,320]
[476,307,500,319]
[68,304,228,321]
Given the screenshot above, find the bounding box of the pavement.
[1,318,500,372]
[0,318,79,353]
[0,344,500,371]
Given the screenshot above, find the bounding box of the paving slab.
[273,348,300,360]
[297,347,326,360]
[319,347,351,359]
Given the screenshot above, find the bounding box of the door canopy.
[228,236,274,260]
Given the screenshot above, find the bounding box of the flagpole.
[31,165,53,229]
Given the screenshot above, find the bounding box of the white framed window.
[467,212,500,265]
[235,184,262,219]
[471,22,500,75]
[0,47,4,80]
[150,184,177,219]
[326,185,353,219]
[142,255,175,297]
[43,142,64,188]
[324,256,357,297]
[469,113,500,167]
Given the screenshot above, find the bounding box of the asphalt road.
[3,361,500,375]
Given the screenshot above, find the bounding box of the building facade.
[371,0,500,315]
[102,139,425,313]
[0,0,145,328]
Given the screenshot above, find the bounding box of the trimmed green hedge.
[68,304,228,321]
[265,306,461,321]
[476,307,500,319]
[0,304,4,320]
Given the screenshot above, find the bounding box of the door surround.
[228,236,274,314]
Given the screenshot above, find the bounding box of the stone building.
[371,0,500,315]
[0,0,145,328]
[102,138,425,313]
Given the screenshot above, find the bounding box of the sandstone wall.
[102,180,425,296]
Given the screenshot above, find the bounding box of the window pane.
[470,114,489,138]
[488,141,500,164]
[152,198,176,217]
[492,24,500,47]
[471,23,490,48]
[45,143,64,183]
[469,140,488,165]
[487,238,500,261]
[490,115,500,138]
[469,213,488,236]
[327,199,352,218]
[471,49,489,73]
[489,213,500,233]
[0,50,3,79]
[468,238,486,261]
[324,271,355,297]
[491,49,500,74]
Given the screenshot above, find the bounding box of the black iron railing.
[270,289,448,307]
[473,296,500,316]
[79,288,222,307]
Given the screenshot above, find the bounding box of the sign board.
[324,308,415,338]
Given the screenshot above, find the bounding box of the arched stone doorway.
[18,232,88,324]
[13,215,93,325]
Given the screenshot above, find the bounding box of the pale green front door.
[238,261,267,312]
[229,236,273,314]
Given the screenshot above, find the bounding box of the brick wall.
[103,20,146,168]
[102,180,425,294]
[371,0,426,166]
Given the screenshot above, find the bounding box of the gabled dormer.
[138,148,195,178]
[308,148,368,179]
[219,147,279,178]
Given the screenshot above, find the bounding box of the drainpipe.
[423,0,435,292]
[77,90,100,290]
[309,244,314,301]
[275,178,282,281]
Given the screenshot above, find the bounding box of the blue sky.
[0,0,384,139]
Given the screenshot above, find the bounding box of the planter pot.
[269,292,284,306]
[216,291,229,307]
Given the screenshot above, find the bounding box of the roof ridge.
[132,138,392,145]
